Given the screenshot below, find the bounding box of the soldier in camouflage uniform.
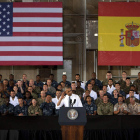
[84,96,97,115]
[133,72,140,93]
[28,98,42,116]
[128,96,140,115]
[47,79,56,98]
[0,97,14,115]
[40,95,55,116]
[97,94,114,115]
[125,90,139,105]
[27,86,38,99]
[14,98,28,116]
[37,91,46,106]
[122,77,131,94]
[114,95,128,115]
[102,71,116,86]
[95,90,104,107]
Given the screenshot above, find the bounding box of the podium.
[58,107,87,140]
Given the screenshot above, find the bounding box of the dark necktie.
[69,96,71,107]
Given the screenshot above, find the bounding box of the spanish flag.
[98,2,140,66]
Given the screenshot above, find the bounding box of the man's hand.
[19,113,24,116]
[35,112,39,115]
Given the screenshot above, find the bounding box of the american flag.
[0,2,63,65]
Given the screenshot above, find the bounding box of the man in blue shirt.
[49,74,58,89]
[59,75,71,87]
[34,75,43,89]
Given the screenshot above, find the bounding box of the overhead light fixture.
[94,33,98,36]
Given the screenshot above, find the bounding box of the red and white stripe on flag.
[0,2,63,65]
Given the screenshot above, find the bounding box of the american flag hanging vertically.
[0,2,63,65]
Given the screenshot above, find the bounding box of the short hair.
[87,83,92,86]
[75,74,80,77]
[43,84,48,86]
[13,85,18,88]
[138,72,140,74]
[92,72,96,74]
[62,75,67,77]
[18,97,23,100]
[50,74,54,77]
[115,82,120,85]
[3,79,8,81]
[129,90,134,93]
[103,85,107,88]
[103,94,108,98]
[118,94,123,98]
[57,84,62,87]
[122,71,127,74]
[71,82,76,84]
[28,86,33,88]
[113,89,118,93]
[36,75,41,78]
[22,74,27,76]
[91,79,95,81]
[0,74,2,77]
[86,95,91,100]
[77,81,81,83]
[130,85,135,88]
[46,94,52,97]
[32,98,37,101]
[9,74,14,76]
[109,78,113,81]
[26,91,31,95]
[126,77,130,80]
[85,90,90,93]
[56,89,61,92]
[130,96,135,100]
[107,71,112,74]
[11,90,15,93]
[61,81,65,84]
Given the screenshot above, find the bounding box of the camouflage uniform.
[95,97,103,107]
[114,103,128,115]
[92,85,100,93]
[37,97,46,106]
[118,79,126,90]
[14,105,28,116]
[28,105,42,116]
[102,79,116,86]
[0,98,6,107]
[122,85,131,94]
[76,87,84,96]
[128,102,140,115]
[48,86,56,97]
[97,102,114,115]
[31,92,38,99]
[84,102,97,115]
[40,102,55,116]
[133,79,140,92]
[125,97,139,105]
[0,103,14,115]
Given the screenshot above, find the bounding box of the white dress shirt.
[9,96,19,107]
[52,96,60,106]
[56,94,83,109]
[74,81,85,90]
[107,85,116,94]
[83,90,97,100]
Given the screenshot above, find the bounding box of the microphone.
[70,99,72,105]
[71,99,76,107]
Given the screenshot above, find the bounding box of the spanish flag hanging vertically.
[98,2,140,66]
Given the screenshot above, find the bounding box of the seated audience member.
[133,72,140,93]
[71,82,76,93]
[13,85,23,98]
[102,85,112,99]
[83,83,97,100]
[57,84,63,92]
[60,81,66,92]
[22,74,29,89]
[9,90,19,107]
[8,81,15,92]
[47,79,56,97]
[52,90,61,106]
[27,86,38,99]
[97,94,114,115]
[118,71,129,89]
[90,79,100,95]
[0,97,14,116]
[85,72,102,90]
[56,87,83,109]
[34,75,43,89]
[0,93,6,107]
[14,98,28,116]
[59,75,71,87]
[126,85,139,99]
[110,89,118,105]
[28,98,42,116]
[128,96,140,115]
[115,83,125,99]
[114,95,128,115]
[107,78,116,94]
[40,94,55,116]
[125,90,139,105]
[81,90,95,105]
[49,74,58,89]
[3,79,10,97]
[0,74,2,84]
[95,90,104,107]
[42,84,52,97]
[17,80,24,95]
[9,74,16,85]
[37,91,46,106]
[28,79,41,95]
[24,91,32,107]
[76,81,84,97]
[123,77,131,94]
[84,96,97,116]
[75,74,85,90]
[102,71,116,86]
